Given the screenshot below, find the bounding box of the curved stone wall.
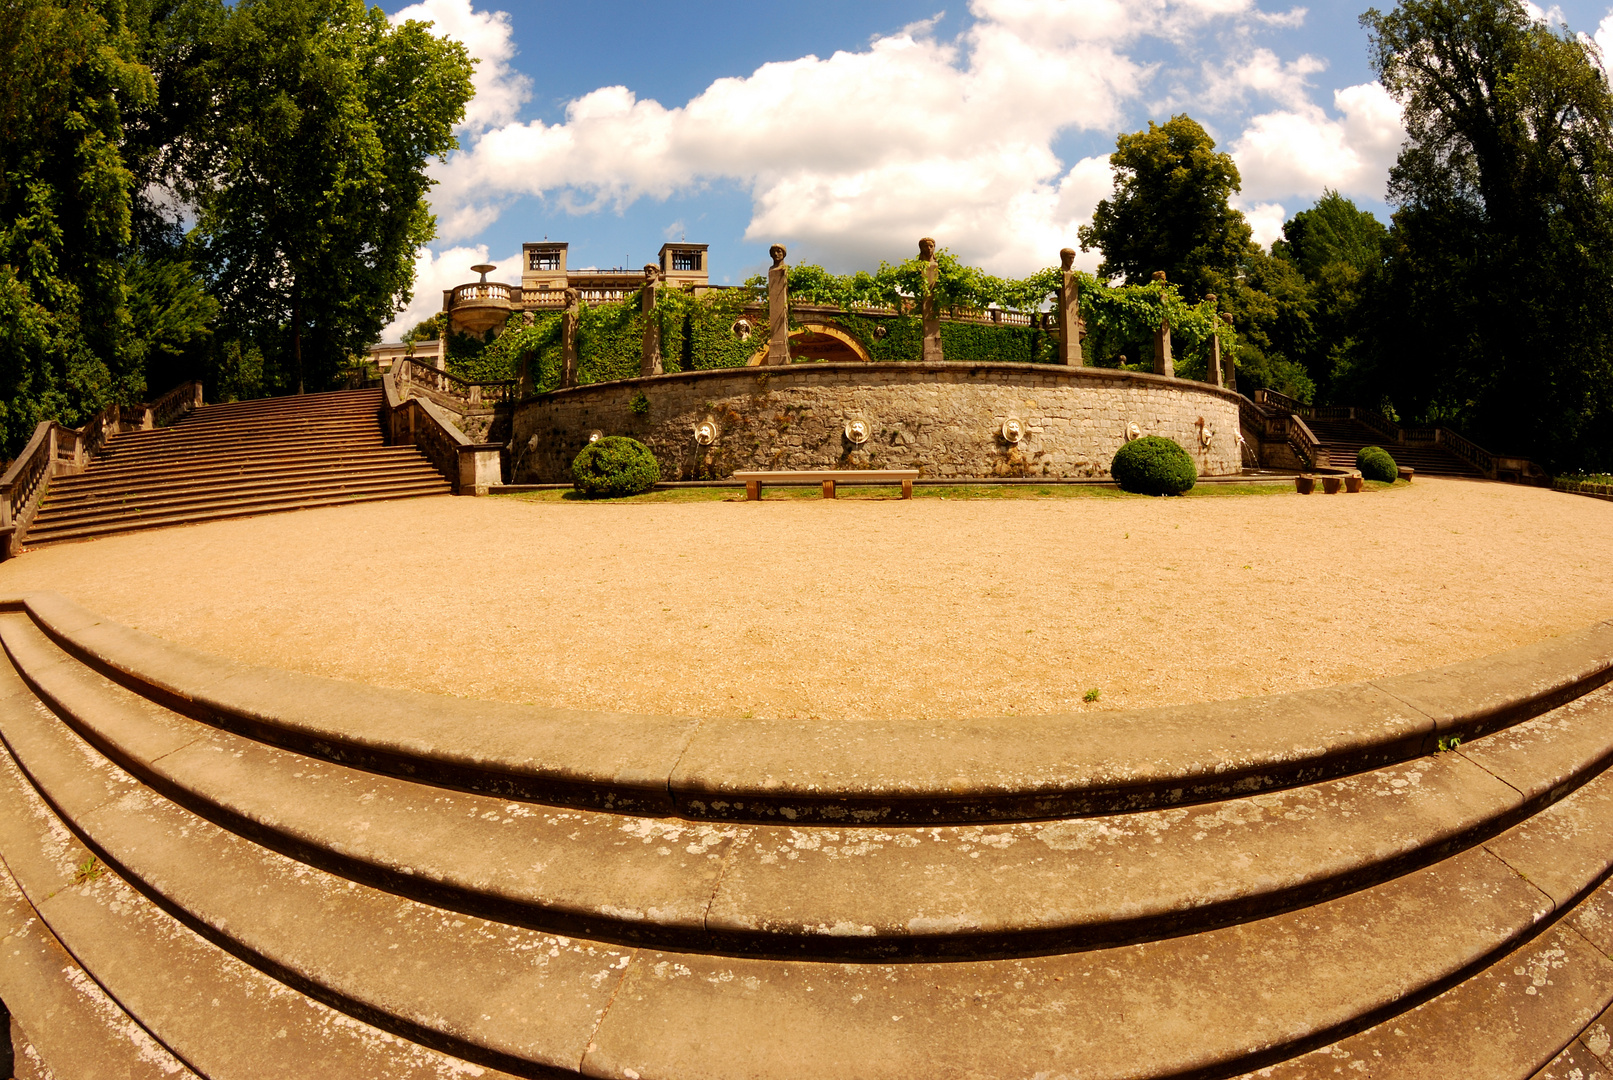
[510,362,1244,483]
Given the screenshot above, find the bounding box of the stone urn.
[1346,475,1364,493]
[1322,476,1343,494]
[1295,476,1316,494]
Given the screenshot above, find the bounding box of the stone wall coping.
[10,590,1610,825]
[521,360,1246,408]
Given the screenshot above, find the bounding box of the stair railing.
[0,381,203,557]
[392,356,514,405]
[381,373,503,495]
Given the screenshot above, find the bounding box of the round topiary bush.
[571,436,661,497]
[1356,445,1398,483]
[1111,435,1197,496]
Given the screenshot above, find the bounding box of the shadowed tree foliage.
[0,0,153,451]
[1362,0,1613,469]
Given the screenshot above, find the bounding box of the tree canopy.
[0,0,473,454]
[1362,0,1613,469]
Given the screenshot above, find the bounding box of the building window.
[671,251,700,272]
[530,252,560,271]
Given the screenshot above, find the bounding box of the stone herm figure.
[561,288,581,388]
[640,264,663,377]
[766,244,790,365]
[1205,293,1222,387]
[1057,247,1083,367]
[919,237,942,363]
[1221,311,1237,392]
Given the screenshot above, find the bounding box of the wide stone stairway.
[1,591,1611,1077]
[25,389,450,548]
[1306,415,1486,479]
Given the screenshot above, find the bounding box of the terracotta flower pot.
[1323,476,1342,494]
[1346,475,1364,493]
[1295,476,1316,494]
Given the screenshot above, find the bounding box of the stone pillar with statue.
[766,245,790,365]
[640,264,663,377]
[919,237,943,363]
[1151,271,1173,378]
[1057,247,1083,367]
[560,288,581,389]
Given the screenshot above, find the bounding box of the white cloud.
[1595,13,1613,70]
[1238,200,1288,249]
[1230,82,1404,203]
[382,244,520,341]
[1200,48,1326,110]
[391,0,531,132]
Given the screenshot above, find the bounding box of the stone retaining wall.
[510,362,1244,483]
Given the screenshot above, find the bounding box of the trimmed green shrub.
[1356,445,1398,483]
[571,436,661,497]
[1111,435,1197,495]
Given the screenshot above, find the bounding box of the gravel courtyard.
[1,478,1608,722]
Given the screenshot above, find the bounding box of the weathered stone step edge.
[11,605,1613,961]
[575,779,1613,1079]
[11,592,1611,825]
[0,671,607,1078]
[58,447,426,488]
[26,489,451,548]
[0,853,200,1079]
[44,460,447,505]
[181,389,379,415]
[113,412,382,438]
[10,636,1613,1080]
[94,436,388,466]
[34,474,452,528]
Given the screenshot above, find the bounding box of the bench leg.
[746,480,760,501]
[902,479,913,499]
[822,480,835,499]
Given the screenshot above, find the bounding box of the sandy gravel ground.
[1,479,1609,722]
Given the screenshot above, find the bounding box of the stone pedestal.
[640,265,663,378]
[1057,248,1083,367]
[1208,334,1222,387]
[1221,312,1236,392]
[766,245,790,366]
[561,289,580,388]
[1154,320,1173,378]
[919,237,943,363]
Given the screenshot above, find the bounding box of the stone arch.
[747,322,873,365]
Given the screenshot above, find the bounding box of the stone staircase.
[1,591,1611,1077]
[25,390,450,548]
[1306,416,1486,479]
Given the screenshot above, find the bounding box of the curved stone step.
[7,617,1613,1078]
[0,856,198,1079]
[15,593,1610,825]
[33,473,450,530]
[5,605,1613,963]
[0,733,518,1079]
[52,447,427,491]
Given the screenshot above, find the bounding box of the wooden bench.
[731,469,921,500]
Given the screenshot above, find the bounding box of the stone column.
[766,244,790,365]
[1057,247,1083,367]
[1205,294,1221,386]
[517,350,534,399]
[640,264,663,377]
[561,288,581,388]
[1221,312,1236,392]
[1151,270,1172,378]
[1154,319,1173,378]
[919,237,943,363]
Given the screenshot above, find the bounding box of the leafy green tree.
[0,0,153,451]
[1272,191,1387,402]
[187,0,474,393]
[1078,115,1252,301]
[1363,0,1613,469]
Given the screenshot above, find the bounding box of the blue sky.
[380,0,1613,337]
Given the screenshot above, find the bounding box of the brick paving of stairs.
[1306,415,1486,478]
[25,389,451,547]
